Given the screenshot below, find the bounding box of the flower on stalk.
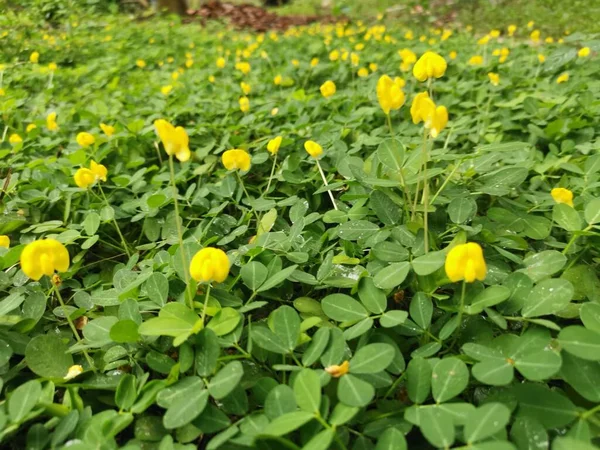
[100,123,115,137]
[64,365,83,380]
[410,92,448,138]
[274,74,282,85]
[468,55,483,65]
[76,132,95,148]
[30,51,39,63]
[189,247,230,283]
[320,80,336,98]
[508,25,517,36]
[412,51,447,82]
[235,61,251,74]
[27,124,37,133]
[325,361,349,377]
[488,72,500,86]
[551,187,574,207]
[556,73,569,84]
[538,54,546,63]
[358,68,369,77]
[47,112,59,131]
[239,96,250,113]
[154,119,191,162]
[20,238,70,281]
[530,30,540,42]
[0,235,9,248]
[304,140,323,158]
[267,136,282,155]
[578,47,590,58]
[74,160,107,189]
[9,134,22,144]
[216,57,226,68]
[136,59,146,68]
[240,82,251,95]
[222,149,251,171]
[445,242,487,283]
[161,85,173,95]
[376,75,405,115]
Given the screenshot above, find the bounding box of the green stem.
[52,284,96,372]
[581,403,600,419]
[315,160,338,211]
[563,225,592,254]
[235,171,262,232]
[98,185,132,258]
[263,153,277,196]
[200,283,211,325]
[168,155,192,309]
[430,159,462,205]
[421,128,430,253]
[386,114,412,216]
[383,372,407,399]
[456,281,467,328]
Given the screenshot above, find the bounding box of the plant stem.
[52,284,96,372]
[98,185,132,258]
[168,155,193,309]
[316,160,338,210]
[263,154,277,196]
[235,171,263,232]
[430,159,462,205]
[456,281,467,328]
[200,283,211,325]
[563,225,592,254]
[386,114,412,216]
[421,128,430,252]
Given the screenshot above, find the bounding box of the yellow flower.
[222,149,251,171]
[412,51,447,82]
[398,48,417,64]
[291,59,299,67]
[267,136,282,155]
[26,124,36,133]
[161,85,173,96]
[74,168,95,188]
[90,160,107,182]
[9,133,22,144]
[325,361,349,377]
[477,35,490,45]
[527,21,535,29]
[240,82,251,95]
[136,59,146,68]
[556,73,569,84]
[154,119,191,162]
[445,242,487,283]
[100,123,115,137]
[449,51,457,60]
[171,71,180,81]
[216,57,226,68]
[411,92,448,138]
[0,88,5,96]
[498,47,510,63]
[376,75,405,115]
[185,59,194,68]
[64,364,84,381]
[468,55,484,65]
[30,51,39,63]
[48,62,57,71]
[490,29,500,38]
[273,74,282,85]
[304,140,323,158]
[551,188,574,207]
[329,49,340,61]
[0,235,10,248]
[369,63,378,72]
[355,43,365,51]
[404,30,414,40]
[320,80,336,98]
[530,30,540,42]
[358,68,369,77]
[271,107,279,116]
[545,37,554,44]
[441,29,452,41]
[76,132,95,148]
[167,57,174,63]
[351,52,360,66]
[235,61,251,74]
[508,25,517,36]
[46,112,59,131]
[310,57,319,67]
[208,75,215,83]
[260,51,268,59]
[20,238,70,281]
[578,47,590,58]
[189,247,230,284]
[239,96,250,113]
[538,54,546,63]
[488,72,500,86]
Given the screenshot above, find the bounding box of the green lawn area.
[0,1,599,449]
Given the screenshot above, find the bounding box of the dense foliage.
[0,10,599,450]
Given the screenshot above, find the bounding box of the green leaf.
[115,374,137,410]
[302,429,334,450]
[321,294,368,322]
[514,349,562,380]
[262,411,314,436]
[349,343,395,374]
[51,410,79,448]
[406,357,431,404]
[431,357,469,403]
[472,359,514,386]
[251,325,288,354]
[373,262,411,289]
[370,190,401,226]
[519,250,567,283]
[377,139,404,172]
[207,307,241,336]
[510,417,548,450]
[380,310,408,328]
[272,305,301,352]
[302,328,330,366]
[110,320,140,343]
[208,361,244,400]
[521,278,573,317]
[553,203,582,231]
[374,427,407,450]
[257,265,298,292]
[448,197,477,224]
[337,374,375,407]
[580,303,600,333]
[584,198,600,224]
[409,293,432,329]
[83,212,100,236]
[419,407,455,448]
[25,334,74,379]
[164,389,209,429]
[513,383,577,429]
[293,369,321,413]
[138,317,192,338]
[241,261,268,291]
[558,325,600,361]
[338,220,380,241]
[464,286,511,315]
[144,273,169,306]
[358,277,387,314]
[265,385,297,420]
[464,403,511,443]
[8,380,42,423]
[195,328,220,377]
[560,352,600,402]
[411,251,445,276]
[329,403,359,426]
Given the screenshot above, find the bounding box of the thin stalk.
[200,283,211,325]
[456,281,467,328]
[316,160,338,210]
[263,154,277,196]
[53,284,96,372]
[235,171,262,231]
[563,225,592,254]
[421,129,430,254]
[169,155,192,309]
[386,114,412,215]
[430,159,463,205]
[98,185,132,258]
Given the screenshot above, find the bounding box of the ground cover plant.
[0,6,599,450]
